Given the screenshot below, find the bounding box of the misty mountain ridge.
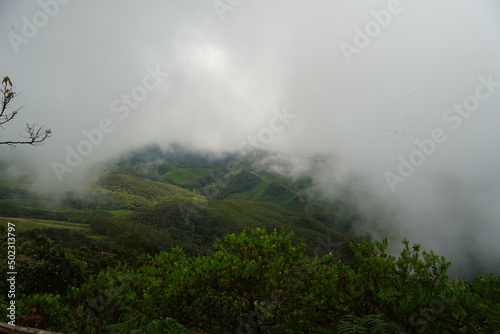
[0,143,367,260]
[1,143,497,278]
[2,143,500,332]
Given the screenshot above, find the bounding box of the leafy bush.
[17,294,70,331]
[6,227,500,333]
[17,234,88,295]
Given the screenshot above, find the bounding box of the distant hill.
[0,144,365,257]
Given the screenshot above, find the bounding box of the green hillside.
[1,148,499,333]
[163,165,216,185]
[0,150,358,257]
[0,216,89,233]
[0,143,364,256]
[97,171,202,202]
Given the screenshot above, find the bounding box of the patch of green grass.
[0,201,113,222]
[203,199,342,249]
[163,166,216,185]
[0,216,90,233]
[207,199,292,228]
[99,172,198,199]
[94,172,205,210]
[225,172,302,209]
[0,199,72,210]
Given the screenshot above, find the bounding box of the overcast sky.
[1,0,500,276]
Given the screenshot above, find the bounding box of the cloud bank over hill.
[1,0,500,276]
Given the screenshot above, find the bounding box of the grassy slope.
[127,196,343,256]
[98,172,200,199]
[224,171,307,211]
[163,166,216,185]
[0,201,112,222]
[0,162,353,256]
[0,216,90,233]
[205,199,342,243]
[92,171,206,209]
[206,199,294,228]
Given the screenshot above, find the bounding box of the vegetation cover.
[0,147,498,333]
[1,228,499,333]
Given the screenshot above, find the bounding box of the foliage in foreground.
[5,228,500,333]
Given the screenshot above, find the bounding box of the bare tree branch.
[1,76,52,147]
[0,123,52,148]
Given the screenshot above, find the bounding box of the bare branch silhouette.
[0,76,52,147]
